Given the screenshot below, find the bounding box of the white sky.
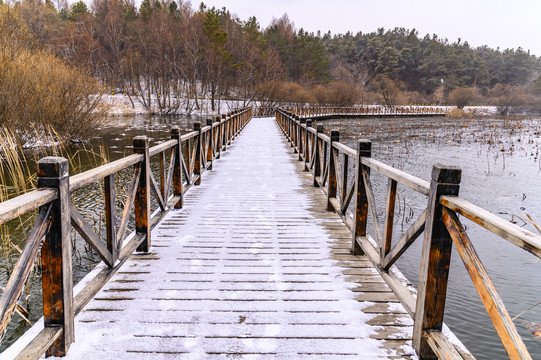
[196,0,541,57]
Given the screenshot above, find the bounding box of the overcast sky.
[197,0,541,57]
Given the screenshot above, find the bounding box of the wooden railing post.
[207,119,214,170]
[227,112,233,145]
[304,120,312,171]
[286,115,291,143]
[313,124,323,187]
[171,126,183,209]
[413,164,461,359]
[231,112,237,140]
[352,140,371,255]
[298,119,306,161]
[296,115,301,150]
[287,114,295,142]
[133,136,151,252]
[233,110,238,136]
[215,116,222,159]
[222,114,227,151]
[292,115,300,148]
[327,130,339,211]
[240,109,244,132]
[194,122,202,185]
[38,157,74,357]
[292,115,298,151]
[104,174,117,262]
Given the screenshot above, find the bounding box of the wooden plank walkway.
[52,118,416,359]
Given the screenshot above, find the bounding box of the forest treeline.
[2,0,541,115]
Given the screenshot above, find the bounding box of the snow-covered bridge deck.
[54,118,415,359]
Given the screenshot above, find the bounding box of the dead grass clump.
[448,87,477,109]
[447,108,468,118]
[488,83,528,115]
[312,81,360,106]
[256,80,316,105]
[0,5,104,144]
[368,74,404,107]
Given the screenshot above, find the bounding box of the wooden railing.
[253,106,277,117]
[284,105,446,117]
[0,108,252,359]
[276,107,541,360]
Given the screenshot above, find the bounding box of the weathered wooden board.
[26,118,417,359]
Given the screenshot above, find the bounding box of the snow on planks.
[57,118,416,359]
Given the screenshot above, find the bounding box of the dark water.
[2,115,541,359]
[318,116,541,359]
[0,114,202,351]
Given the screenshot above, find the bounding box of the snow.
[3,117,415,359]
[99,92,499,117]
[101,93,252,116]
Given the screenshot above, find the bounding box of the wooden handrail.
[277,105,445,120]
[0,189,57,225]
[0,107,253,358]
[148,139,176,157]
[441,195,541,258]
[362,158,430,196]
[276,106,535,359]
[332,141,356,158]
[70,154,143,192]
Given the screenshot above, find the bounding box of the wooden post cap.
[330,130,340,142]
[171,126,181,136]
[207,119,213,126]
[431,164,462,184]
[193,122,201,130]
[37,157,69,178]
[316,125,324,132]
[133,136,148,150]
[357,139,372,153]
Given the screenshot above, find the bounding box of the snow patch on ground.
[101,93,252,116]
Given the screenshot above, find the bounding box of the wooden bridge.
[255,105,445,119]
[1,108,540,359]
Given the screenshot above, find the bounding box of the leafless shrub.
[312,81,360,106]
[0,5,104,144]
[256,80,316,105]
[488,83,527,115]
[448,87,477,109]
[368,74,403,107]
